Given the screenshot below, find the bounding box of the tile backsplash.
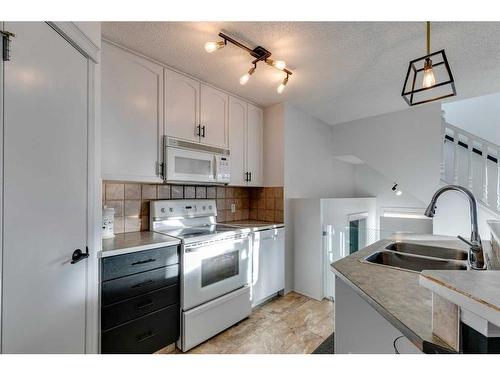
[103,182,284,234]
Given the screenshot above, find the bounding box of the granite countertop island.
[331,234,471,353]
[100,231,181,258]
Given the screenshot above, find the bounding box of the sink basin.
[386,242,468,261]
[365,251,468,272]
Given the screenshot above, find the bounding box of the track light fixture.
[392,183,403,196]
[205,32,293,92]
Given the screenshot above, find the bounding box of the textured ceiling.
[102,22,500,126]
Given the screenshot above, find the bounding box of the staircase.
[441,120,500,215]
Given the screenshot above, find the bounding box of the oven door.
[182,235,250,311]
[166,147,216,183]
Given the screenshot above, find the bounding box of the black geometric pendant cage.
[401,49,456,106]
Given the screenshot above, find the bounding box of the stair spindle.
[482,142,489,205]
[468,137,473,190]
[453,129,459,184]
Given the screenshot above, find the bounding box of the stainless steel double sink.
[363,242,468,272]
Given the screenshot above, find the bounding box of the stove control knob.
[161,208,166,213]
[169,208,174,212]
[202,206,206,210]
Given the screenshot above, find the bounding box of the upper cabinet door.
[164,69,200,143]
[247,104,264,186]
[200,84,229,148]
[228,96,247,186]
[102,42,163,183]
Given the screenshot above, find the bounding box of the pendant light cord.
[426,21,431,55]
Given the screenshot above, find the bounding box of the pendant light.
[402,22,456,106]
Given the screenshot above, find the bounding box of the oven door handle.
[184,237,248,253]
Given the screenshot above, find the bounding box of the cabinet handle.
[136,299,154,310]
[244,172,249,182]
[201,125,206,138]
[136,330,158,343]
[249,172,252,182]
[131,258,156,266]
[195,124,201,136]
[131,280,154,289]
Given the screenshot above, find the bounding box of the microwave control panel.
[215,155,230,183]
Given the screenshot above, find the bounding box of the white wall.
[443,92,500,146]
[263,103,284,186]
[432,188,498,240]
[353,163,427,231]
[331,103,442,203]
[283,103,355,293]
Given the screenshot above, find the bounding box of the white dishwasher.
[250,227,285,306]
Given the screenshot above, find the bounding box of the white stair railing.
[442,121,500,212]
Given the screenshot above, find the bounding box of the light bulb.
[204,41,224,53]
[240,73,250,85]
[396,190,403,196]
[422,58,436,88]
[239,66,256,85]
[274,60,286,70]
[266,59,287,71]
[277,75,289,94]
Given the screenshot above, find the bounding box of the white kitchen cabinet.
[200,84,229,148]
[246,104,264,186]
[102,41,163,183]
[164,68,200,143]
[251,228,285,307]
[228,99,264,186]
[335,277,422,354]
[228,96,247,185]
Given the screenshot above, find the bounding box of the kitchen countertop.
[222,220,285,231]
[420,270,500,327]
[100,231,181,258]
[331,234,469,353]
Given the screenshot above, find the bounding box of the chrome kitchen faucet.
[424,185,486,270]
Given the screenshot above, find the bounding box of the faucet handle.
[457,235,482,251]
[457,235,474,247]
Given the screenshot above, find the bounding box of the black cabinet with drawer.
[100,245,180,354]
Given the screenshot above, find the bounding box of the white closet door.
[164,68,200,143]
[200,84,228,148]
[246,104,264,186]
[228,96,247,186]
[2,22,88,353]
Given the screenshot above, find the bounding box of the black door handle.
[71,247,89,264]
[201,125,206,138]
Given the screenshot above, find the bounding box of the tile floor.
[171,292,334,354]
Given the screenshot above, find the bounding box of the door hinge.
[1,30,15,62]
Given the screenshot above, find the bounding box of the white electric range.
[150,199,252,352]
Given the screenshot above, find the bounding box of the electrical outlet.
[231,203,236,213]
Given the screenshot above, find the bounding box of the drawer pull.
[132,280,154,289]
[131,258,156,266]
[136,330,158,343]
[136,300,154,310]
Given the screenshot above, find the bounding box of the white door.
[102,42,163,183]
[200,84,228,148]
[2,22,88,353]
[246,104,264,186]
[228,96,247,186]
[164,68,200,143]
